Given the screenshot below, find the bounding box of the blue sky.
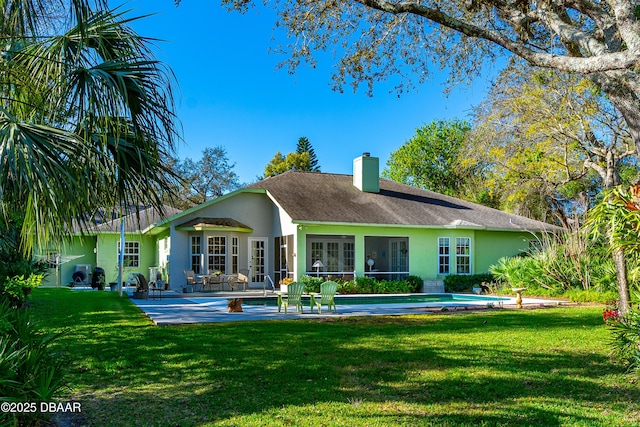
[121,0,496,184]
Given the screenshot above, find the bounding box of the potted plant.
[279,277,293,293]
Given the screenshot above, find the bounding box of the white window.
[456,237,471,274]
[118,241,140,268]
[231,237,239,274]
[438,237,450,275]
[207,236,227,273]
[190,236,201,274]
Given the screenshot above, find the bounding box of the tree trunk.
[613,247,632,317]
[589,73,637,315]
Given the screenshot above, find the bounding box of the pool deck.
[125,291,563,325]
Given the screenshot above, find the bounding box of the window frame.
[455,237,471,275]
[117,241,140,268]
[207,236,227,274]
[190,236,202,274]
[438,237,450,275]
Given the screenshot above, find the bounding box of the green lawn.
[31,288,640,427]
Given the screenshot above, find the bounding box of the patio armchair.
[227,275,239,291]
[237,271,249,290]
[184,270,202,292]
[132,273,149,299]
[313,281,338,314]
[277,282,304,313]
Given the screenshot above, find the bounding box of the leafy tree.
[264,151,312,177]
[200,0,640,160]
[383,119,474,197]
[1,0,179,252]
[296,136,321,172]
[172,146,240,208]
[469,63,638,226]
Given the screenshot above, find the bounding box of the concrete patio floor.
[127,291,562,325]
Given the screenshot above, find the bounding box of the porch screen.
[306,236,355,275]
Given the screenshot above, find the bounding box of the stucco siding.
[474,230,534,273]
[95,233,157,284]
[292,225,537,282]
[40,236,96,287]
[168,192,277,289]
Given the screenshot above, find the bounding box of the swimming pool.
[240,293,509,307]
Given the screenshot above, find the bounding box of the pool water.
[241,293,509,307]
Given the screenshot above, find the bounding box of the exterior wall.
[295,224,537,282]
[168,192,277,290]
[95,233,157,285]
[474,230,534,273]
[40,236,96,287]
[41,230,159,288]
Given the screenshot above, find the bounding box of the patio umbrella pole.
[118,216,125,297]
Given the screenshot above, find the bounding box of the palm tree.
[0,0,180,252]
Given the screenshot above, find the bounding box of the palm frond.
[0,0,180,252]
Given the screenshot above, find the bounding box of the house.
[41,205,180,287]
[45,153,556,291]
[153,153,556,291]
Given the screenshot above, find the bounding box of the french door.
[248,238,268,286]
[390,239,408,280]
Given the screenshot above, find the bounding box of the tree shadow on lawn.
[33,290,639,426]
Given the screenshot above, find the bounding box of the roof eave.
[175,225,253,233]
[293,220,556,233]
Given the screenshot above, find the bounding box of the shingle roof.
[248,171,557,231]
[73,205,181,234]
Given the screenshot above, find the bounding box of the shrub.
[405,275,423,293]
[444,274,494,293]
[353,276,375,293]
[564,288,620,304]
[0,301,67,426]
[609,309,640,374]
[335,276,423,294]
[336,280,359,295]
[372,280,406,294]
[298,275,323,293]
[0,274,43,308]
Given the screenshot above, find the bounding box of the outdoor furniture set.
[183,269,249,293]
[275,281,338,314]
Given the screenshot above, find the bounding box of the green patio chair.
[314,281,338,314]
[278,282,305,313]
